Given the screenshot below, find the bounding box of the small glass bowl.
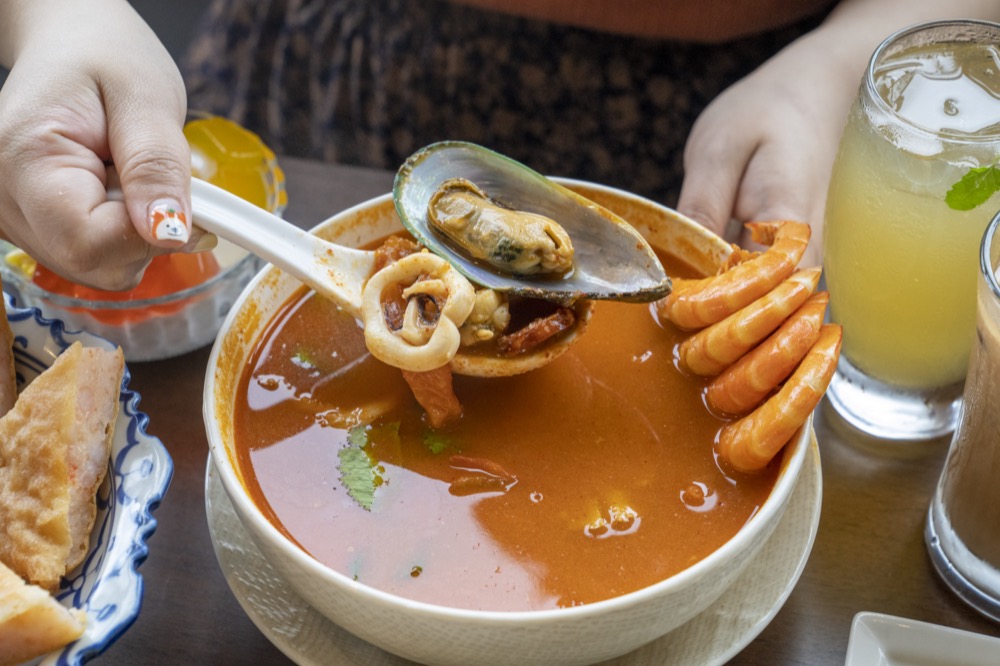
[0,241,263,362]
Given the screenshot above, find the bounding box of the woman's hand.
[677,28,858,268]
[0,0,194,290]
[677,0,1000,268]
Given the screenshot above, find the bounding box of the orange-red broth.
[233,252,779,612]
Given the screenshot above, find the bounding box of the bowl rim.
[204,182,811,622]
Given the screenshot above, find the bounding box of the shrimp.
[716,324,841,473]
[658,220,811,329]
[706,292,828,416]
[677,268,821,376]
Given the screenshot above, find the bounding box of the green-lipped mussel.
[393,141,671,306]
[427,177,575,277]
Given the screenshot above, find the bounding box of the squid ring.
[362,252,475,372]
[399,278,449,345]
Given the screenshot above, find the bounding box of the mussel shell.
[393,141,671,305]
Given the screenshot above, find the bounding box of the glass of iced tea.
[823,20,1000,440]
[925,209,1000,622]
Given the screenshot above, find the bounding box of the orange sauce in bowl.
[31,253,220,324]
[232,255,779,611]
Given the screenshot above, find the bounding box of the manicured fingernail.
[149,200,190,245]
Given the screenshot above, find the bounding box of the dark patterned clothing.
[183,0,827,207]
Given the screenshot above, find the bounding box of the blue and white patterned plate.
[4,293,173,665]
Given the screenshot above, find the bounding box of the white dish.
[206,436,821,666]
[3,294,173,665]
[845,612,1000,666]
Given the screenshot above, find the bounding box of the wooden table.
[98,157,1000,664]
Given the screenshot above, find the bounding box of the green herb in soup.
[336,425,394,511]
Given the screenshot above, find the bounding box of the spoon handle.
[190,178,373,315]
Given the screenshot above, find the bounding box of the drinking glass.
[925,209,1000,622]
[823,20,1000,440]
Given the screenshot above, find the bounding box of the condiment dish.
[0,241,262,362]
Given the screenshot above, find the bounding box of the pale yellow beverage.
[825,39,1000,390]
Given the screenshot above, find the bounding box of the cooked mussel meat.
[427,178,574,276]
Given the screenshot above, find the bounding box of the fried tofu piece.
[0,560,85,666]
[0,342,124,591]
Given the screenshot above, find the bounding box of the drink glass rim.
[865,18,1000,144]
[983,210,1000,301]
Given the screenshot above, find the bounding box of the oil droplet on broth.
[680,481,719,513]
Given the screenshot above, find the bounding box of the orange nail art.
[150,201,190,244]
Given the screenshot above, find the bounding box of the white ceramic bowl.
[204,182,811,666]
[3,294,172,665]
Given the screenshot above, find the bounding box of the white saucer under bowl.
[205,437,822,666]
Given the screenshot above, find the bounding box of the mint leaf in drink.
[945,165,1000,211]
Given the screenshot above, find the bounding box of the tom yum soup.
[232,239,783,612]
